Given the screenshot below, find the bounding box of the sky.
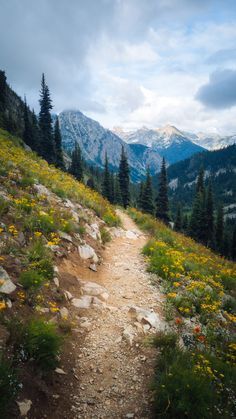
[1,0,236,134]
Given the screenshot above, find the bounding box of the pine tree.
[38,73,55,164]
[231,226,236,261]
[142,167,154,215]
[54,116,65,170]
[31,110,41,153]
[215,205,224,253]
[69,143,83,181]
[156,158,169,223]
[119,146,130,209]
[87,177,95,190]
[102,153,111,201]
[182,214,189,232]
[23,98,34,149]
[196,166,204,194]
[0,70,7,114]
[174,204,182,231]
[109,172,115,204]
[205,181,214,246]
[138,181,144,211]
[114,174,122,205]
[189,192,203,240]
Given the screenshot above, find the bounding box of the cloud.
[196,69,236,109]
[206,48,236,64]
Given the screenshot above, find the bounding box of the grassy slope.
[128,208,236,418]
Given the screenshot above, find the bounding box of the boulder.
[0,267,16,294]
[126,230,138,240]
[78,280,109,301]
[58,231,73,243]
[78,244,99,263]
[122,325,136,346]
[128,306,164,331]
[72,296,92,309]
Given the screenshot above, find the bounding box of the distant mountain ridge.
[114,124,205,164]
[58,110,162,182]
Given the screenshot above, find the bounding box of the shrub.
[27,238,49,262]
[23,319,62,372]
[19,270,44,290]
[100,227,111,244]
[0,197,9,217]
[19,176,34,188]
[0,354,18,417]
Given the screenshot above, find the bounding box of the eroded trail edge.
[63,210,165,419]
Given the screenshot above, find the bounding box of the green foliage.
[0,354,18,417]
[100,226,111,244]
[23,319,62,372]
[19,269,45,290]
[102,152,111,201]
[141,167,154,215]
[119,146,130,209]
[0,196,9,217]
[156,157,169,223]
[69,143,83,181]
[53,116,65,170]
[38,73,55,164]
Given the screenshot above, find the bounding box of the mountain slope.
[116,125,205,164]
[59,110,162,182]
[165,144,236,215]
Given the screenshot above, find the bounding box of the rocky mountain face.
[115,125,205,164]
[164,144,236,217]
[58,110,162,182]
[190,132,236,150]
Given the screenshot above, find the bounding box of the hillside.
[59,110,162,182]
[165,144,236,214]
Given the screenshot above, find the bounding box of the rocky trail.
[58,210,165,419]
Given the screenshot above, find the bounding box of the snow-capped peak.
[155,124,184,137]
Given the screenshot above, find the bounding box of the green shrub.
[23,319,62,372]
[0,197,9,217]
[152,331,178,351]
[27,238,49,261]
[19,270,44,290]
[19,176,34,188]
[100,227,111,244]
[0,354,18,417]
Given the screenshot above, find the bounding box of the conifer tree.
[138,181,144,211]
[189,167,208,244]
[189,192,203,240]
[23,98,34,149]
[174,204,182,231]
[114,174,122,205]
[182,214,189,232]
[215,205,224,253]
[69,143,83,181]
[231,226,236,261]
[109,172,115,204]
[0,70,7,114]
[119,146,130,208]
[156,158,169,223]
[38,73,55,164]
[31,110,41,153]
[196,166,204,193]
[205,181,214,246]
[142,167,154,215]
[54,116,65,170]
[102,153,111,201]
[87,177,95,190]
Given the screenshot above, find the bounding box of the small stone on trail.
[55,368,67,375]
[17,399,32,416]
[89,263,97,272]
[0,266,16,294]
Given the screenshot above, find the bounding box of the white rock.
[53,277,60,287]
[17,399,32,416]
[60,307,69,319]
[78,244,99,262]
[64,290,73,301]
[122,325,136,346]
[129,306,164,331]
[72,296,92,309]
[55,368,67,375]
[0,266,16,294]
[58,231,73,242]
[89,263,97,272]
[78,280,109,301]
[126,230,138,240]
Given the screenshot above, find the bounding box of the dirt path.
[67,211,164,418]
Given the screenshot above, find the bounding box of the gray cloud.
[206,48,236,64]
[196,69,236,109]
